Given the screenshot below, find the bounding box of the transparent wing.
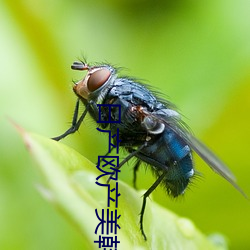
[148,110,247,198]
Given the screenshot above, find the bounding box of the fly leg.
[51,99,101,141]
[107,143,147,183]
[140,172,167,240]
[133,160,141,189]
[52,99,89,141]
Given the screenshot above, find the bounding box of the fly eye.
[87,68,111,92]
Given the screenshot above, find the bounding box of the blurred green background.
[1,0,250,249]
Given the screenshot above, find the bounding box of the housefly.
[52,60,246,240]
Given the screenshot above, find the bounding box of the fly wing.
[149,110,247,198]
[185,133,236,181]
[170,122,247,198]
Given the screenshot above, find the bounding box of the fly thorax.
[154,109,181,120]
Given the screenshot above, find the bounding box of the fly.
[52,60,247,240]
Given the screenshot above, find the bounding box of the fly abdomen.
[163,129,194,196]
[164,153,193,197]
[166,129,191,161]
[137,128,194,197]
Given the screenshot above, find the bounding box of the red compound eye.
[87,68,111,92]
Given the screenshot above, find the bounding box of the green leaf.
[19,127,227,250]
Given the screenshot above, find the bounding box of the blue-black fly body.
[52,60,246,240]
